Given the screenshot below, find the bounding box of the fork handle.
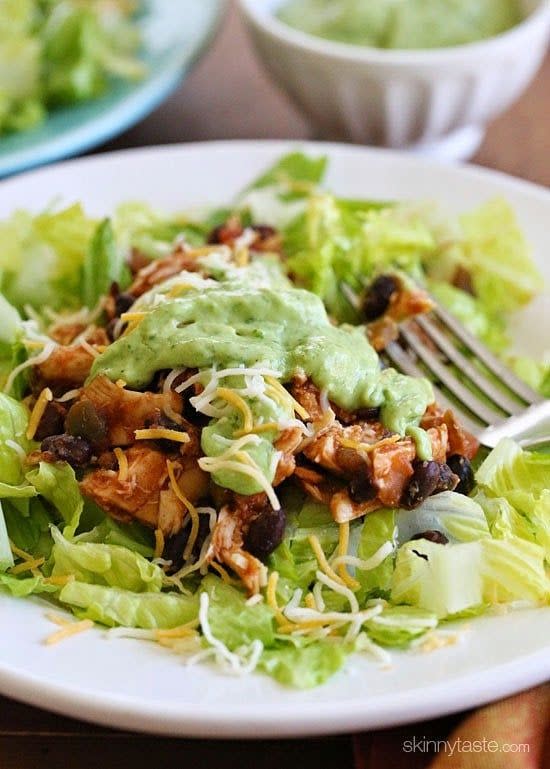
[478,400,550,450]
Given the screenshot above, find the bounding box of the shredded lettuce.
[259,639,347,689]
[58,581,198,629]
[50,526,163,592]
[364,606,438,647]
[26,461,83,539]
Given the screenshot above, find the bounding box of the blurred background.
[99,0,550,185]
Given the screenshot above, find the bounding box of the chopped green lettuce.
[26,461,83,538]
[59,581,198,629]
[0,393,31,485]
[202,575,275,649]
[260,639,347,689]
[364,606,438,647]
[50,526,163,592]
[356,509,396,597]
[82,218,130,309]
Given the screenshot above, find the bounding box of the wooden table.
[2,5,548,767]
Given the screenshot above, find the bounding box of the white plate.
[0,141,548,738]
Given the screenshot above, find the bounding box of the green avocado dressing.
[91,262,433,496]
[277,0,523,50]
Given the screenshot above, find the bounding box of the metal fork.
[383,301,550,450]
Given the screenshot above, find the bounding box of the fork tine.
[400,325,507,424]
[414,315,526,416]
[432,302,543,405]
[384,343,483,437]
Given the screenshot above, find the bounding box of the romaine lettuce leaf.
[259,639,347,688]
[0,572,58,597]
[201,574,275,649]
[356,509,396,597]
[26,461,83,538]
[396,492,491,545]
[58,581,198,629]
[364,606,438,647]
[50,526,163,592]
[0,393,31,485]
[0,205,97,310]
[82,218,130,309]
[0,500,13,571]
[459,199,542,316]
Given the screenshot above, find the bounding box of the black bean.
[65,401,108,447]
[402,460,441,509]
[349,476,377,504]
[41,434,93,467]
[114,292,135,317]
[410,530,449,545]
[163,514,211,574]
[243,507,287,562]
[33,401,67,441]
[362,275,399,321]
[106,318,119,342]
[447,454,475,495]
[356,406,381,422]
[435,463,459,493]
[252,224,277,240]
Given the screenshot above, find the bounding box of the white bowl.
[238,0,550,161]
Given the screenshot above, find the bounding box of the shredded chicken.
[207,496,268,595]
[80,443,169,530]
[421,405,479,460]
[78,375,186,446]
[128,246,203,297]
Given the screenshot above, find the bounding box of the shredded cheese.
[154,529,165,559]
[200,452,281,511]
[166,460,199,561]
[315,569,359,613]
[45,612,72,627]
[197,592,263,675]
[56,388,81,403]
[265,376,310,420]
[120,311,150,323]
[4,341,57,394]
[113,447,129,482]
[210,561,239,585]
[26,387,53,440]
[10,557,45,575]
[9,541,34,561]
[215,387,254,433]
[336,522,361,591]
[45,619,94,646]
[79,338,101,358]
[134,428,190,444]
[339,435,401,453]
[156,619,199,639]
[42,575,74,587]
[305,593,316,610]
[233,421,280,438]
[115,379,127,389]
[331,541,394,573]
[5,439,26,462]
[308,534,346,587]
[266,571,286,625]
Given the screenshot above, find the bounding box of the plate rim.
[0,139,548,738]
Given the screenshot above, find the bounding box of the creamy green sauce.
[277,0,523,50]
[91,259,433,496]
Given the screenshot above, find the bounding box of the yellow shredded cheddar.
[154,529,165,559]
[113,447,129,482]
[26,387,53,440]
[305,593,316,610]
[210,561,239,585]
[115,379,127,389]
[266,570,288,626]
[10,557,45,575]
[308,534,346,587]
[45,619,94,646]
[166,460,200,561]
[337,522,361,591]
[134,428,190,444]
[42,575,74,587]
[340,435,401,453]
[9,541,34,561]
[155,619,200,639]
[265,376,310,419]
[215,387,254,433]
[233,421,280,438]
[120,311,150,323]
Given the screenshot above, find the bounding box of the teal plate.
[0,0,224,178]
